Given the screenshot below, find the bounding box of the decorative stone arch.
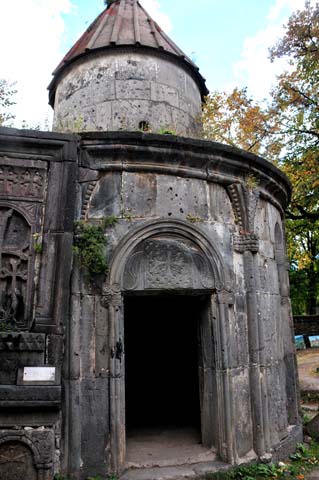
[107,219,229,289]
[102,219,237,473]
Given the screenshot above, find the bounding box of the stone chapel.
[0,1,302,479]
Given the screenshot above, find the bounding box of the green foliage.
[121,209,133,221]
[201,88,282,161]
[205,442,319,480]
[73,221,108,276]
[33,233,43,254]
[54,475,69,480]
[186,214,203,223]
[102,215,118,229]
[54,115,84,133]
[0,78,17,126]
[201,2,319,315]
[303,413,311,425]
[158,127,177,135]
[245,174,260,190]
[0,322,17,332]
[34,243,43,254]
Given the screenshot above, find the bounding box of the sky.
[0,0,315,128]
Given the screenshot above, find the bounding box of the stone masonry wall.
[53,51,202,136]
[66,132,301,477]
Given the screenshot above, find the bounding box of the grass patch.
[204,442,319,480]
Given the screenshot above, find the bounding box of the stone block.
[263,363,289,446]
[80,295,96,378]
[47,335,64,366]
[154,174,209,220]
[151,102,173,130]
[112,99,151,130]
[94,297,110,378]
[151,83,179,107]
[44,161,77,233]
[231,367,253,457]
[257,293,282,363]
[259,239,275,259]
[116,79,151,100]
[209,183,234,224]
[35,232,73,332]
[96,101,113,130]
[257,256,279,294]
[88,172,122,219]
[80,377,110,476]
[122,172,157,218]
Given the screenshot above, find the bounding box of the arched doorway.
[104,220,233,473]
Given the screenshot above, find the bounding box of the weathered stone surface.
[0,385,61,408]
[88,173,122,219]
[53,53,202,135]
[0,333,45,384]
[0,441,37,480]
[0,125,299,479]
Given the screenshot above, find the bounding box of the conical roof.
[49,0,208,105]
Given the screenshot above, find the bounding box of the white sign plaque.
[23,367,56,382]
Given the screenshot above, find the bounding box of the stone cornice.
[80,131,291,211]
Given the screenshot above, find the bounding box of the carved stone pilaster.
[101,283,122,308]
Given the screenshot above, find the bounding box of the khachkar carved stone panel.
[0,166,45,200]
[124,236,215,291]
[0,207,32,330]
[0,441,37,480]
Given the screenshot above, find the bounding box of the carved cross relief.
[123,236,215,291]
[0,207,30,330]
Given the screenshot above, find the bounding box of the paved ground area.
[126,427,217,469]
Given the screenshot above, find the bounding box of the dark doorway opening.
[124,295,216,468]
[125,295,201,430]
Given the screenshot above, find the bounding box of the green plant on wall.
[186,213,203,224]
[0,321,17,332]
[245,174,259,191]
[158,126,177,135]
[33,232,43,254]
[73,221,108,276]
[102,215,118,228]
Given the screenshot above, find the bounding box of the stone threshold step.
[120,461,230,480]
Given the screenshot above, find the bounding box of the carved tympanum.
[0,208,31,330]
[0,441,37,480]
[124,235,214,291]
